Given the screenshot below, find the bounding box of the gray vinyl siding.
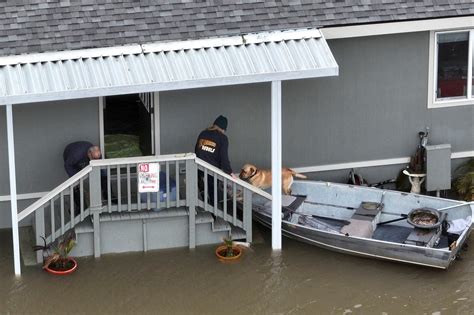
[160,82,271,172]
[160,31,474,177]
[0,98,99,228]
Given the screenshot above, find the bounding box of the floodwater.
[0,226,473,315]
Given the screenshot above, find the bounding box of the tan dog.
[239,163,307,195]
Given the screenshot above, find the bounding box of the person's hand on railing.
[231,173,238,180]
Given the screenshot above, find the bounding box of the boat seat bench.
[341,202,383,238]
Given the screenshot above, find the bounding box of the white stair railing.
[17,153,272,262]
[18,165,93,262]
[195,158,272,241]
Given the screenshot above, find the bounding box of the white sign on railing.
[138,163,160,193]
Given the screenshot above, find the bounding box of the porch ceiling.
[0,28,338,105]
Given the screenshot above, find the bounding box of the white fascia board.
[322,16,474,39]
[243,28,321,44]
[0,66,338,105]
[0,45,143,66]
[0,28,323,66]
[143,28,322,53]
[142,36,244,53]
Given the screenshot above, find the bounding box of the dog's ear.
[250,166,256,174]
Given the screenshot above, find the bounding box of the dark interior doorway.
[104,94,153,158]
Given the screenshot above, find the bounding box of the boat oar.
[303,200,357,211]
[298,213,350,225]
[377,214,408,226]
[280,206,349,234]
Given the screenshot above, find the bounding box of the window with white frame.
[429,30,473,108]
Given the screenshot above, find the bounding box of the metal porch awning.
[0,28,338,105]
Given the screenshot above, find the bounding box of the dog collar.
[246,169,258,180]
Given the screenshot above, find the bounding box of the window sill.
[428,98,474,109]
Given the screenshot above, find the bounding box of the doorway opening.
[104,93,154,158]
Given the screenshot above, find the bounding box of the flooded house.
[0,1,473,276]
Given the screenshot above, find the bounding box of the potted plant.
[453,159,474,201]
[215,236,243,262]
[33,231,77,275]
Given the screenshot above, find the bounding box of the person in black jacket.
[63,141,102,177]
[63,141,103,213]
[195,115,235,204]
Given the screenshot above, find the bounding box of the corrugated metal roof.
[0,29,338,105]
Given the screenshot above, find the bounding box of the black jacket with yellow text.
[195,129,232,174]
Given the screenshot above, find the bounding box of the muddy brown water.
[0,226,473,315]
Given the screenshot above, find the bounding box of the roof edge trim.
[0,45,143,67]
[143,28,321,53]
[0,66,338,106]
[322,15,474,39]
[0,28,321,66]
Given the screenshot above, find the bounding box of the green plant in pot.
[453,159,474,201]
[223,237,235,258]
[215,235,242,261]
[33,231,77,275]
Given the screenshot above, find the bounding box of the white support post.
[271,81,282,250]
[99,97,105,158]
[6,104,21,275]
[153,92,161,155]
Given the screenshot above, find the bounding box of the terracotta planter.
[44,257,77,275]
[215,245,242,262]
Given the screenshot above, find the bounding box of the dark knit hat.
[213,115,228,131]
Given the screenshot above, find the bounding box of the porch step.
[60,205,248,258]
[75,217,93,234]
[100,208,189,222]
[230,225,247,240]
[19,226,38,266]
[194,210,246,239]
[196,211,214,224]
[212,217,231,232]
[74,209,237,234]
[196,211,244,235]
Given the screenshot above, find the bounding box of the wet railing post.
[35,206,45,264]
[185,159,197,249]
[89,166,103,258]
[50,199,56,242]
[243,189,252,242]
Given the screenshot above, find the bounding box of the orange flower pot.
[44,257,77,275]
[215,245,242,262]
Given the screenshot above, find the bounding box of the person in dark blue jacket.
[63,141,103,212]
[63,141,102,177]
[195,115,235,205]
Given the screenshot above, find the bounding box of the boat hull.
[253,211,464,269]
[252,181,472,269]
[253,189,470,269]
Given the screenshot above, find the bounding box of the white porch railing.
[17,153,271,263]
[19,165,92,262]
